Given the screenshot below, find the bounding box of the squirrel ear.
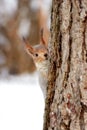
[22,37,34,56]
[40,28,47,46]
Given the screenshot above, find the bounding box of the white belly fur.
[35,61,48,99]
[38,72,47,98]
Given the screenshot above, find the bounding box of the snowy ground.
[0,72,44,130]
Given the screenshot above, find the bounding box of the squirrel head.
[23,29,48,72]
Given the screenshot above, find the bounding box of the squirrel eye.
[44,53,48,57]
[35,53,38,57]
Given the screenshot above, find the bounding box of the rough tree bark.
[44,0,87,130]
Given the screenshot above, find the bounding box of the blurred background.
[0,1,52,130]
[0,0,51,76]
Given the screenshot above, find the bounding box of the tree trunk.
[43,0,87,130]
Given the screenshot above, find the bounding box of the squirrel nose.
[45,56,48,60]
[44,53,48,60]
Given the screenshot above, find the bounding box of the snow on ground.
[0,72,44,130]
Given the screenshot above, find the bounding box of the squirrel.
[23,29,48,99]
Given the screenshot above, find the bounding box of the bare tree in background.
[44,0,87,130]
[0,0,50,74]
